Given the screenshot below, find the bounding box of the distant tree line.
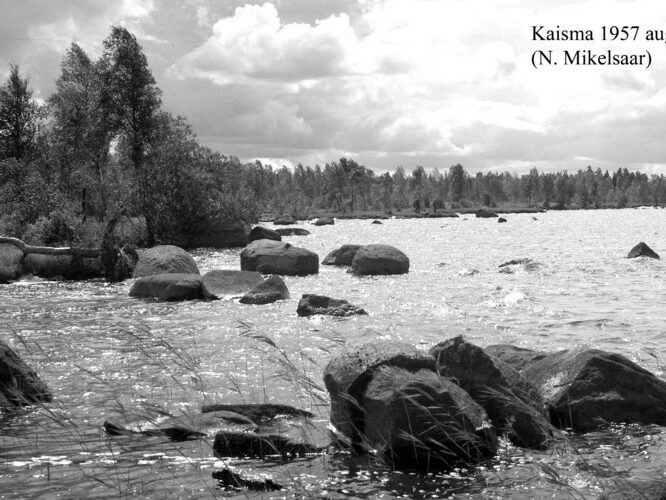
[1,27,665,247]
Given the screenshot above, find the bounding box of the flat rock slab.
[350,244,409,275]
[240,240,319,276]
[297,294,367,317]
[213,431,320,459]
[273,214,297,225]
[130,273,203,301]
[249,226,281,242]
[322,244,361,266]
[313,217,334,226]
[239,275,290,305]
[201,403,314,421]
[133,245,199,277]
[201,270,264,299]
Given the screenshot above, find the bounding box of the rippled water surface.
[2,209,666,498]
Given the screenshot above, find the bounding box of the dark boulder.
[313,216,334,226]
[371,220,383,225]
[273,214,297,225]
[498,258,541,273]
[322,244,361,266]
[201,403,314,421]
[350,244,409,275]
[497,217,507,223]
[240,240,318,276]
[249,226,281,242]
[296,294,367,317]
[201,270,264,299]
[129,273,203,301]
[274,227,310,236]
[496,347,666,432]
[133,245,199,278]
[627,242,660,259]
[476,209,499,218]
[323,342,436,441]
[362,365,497,469]
[239,275,290,305]
[0,341,52,407]
[178,219,251,249]
[430,337,551,449]
[0,243,24,282]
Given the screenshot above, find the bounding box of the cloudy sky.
[2,0,666,174]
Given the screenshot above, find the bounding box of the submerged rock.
[296,294,367,317]
[240,240,319,276]
[129,273,203,301]
[0,341,52,407]
[212,468,282,492]
[498,258,541,273]
[201,270,264,299]
[627,242,660,259]
[133,245,199,278]
[498,217,507,223]
[273,214,297,225]
[371,220,383,224]
[213,431,321,459]
[322,245,361,266]
[274,227,310,236]
[350,244,409,275]
[313,216,334,226]
[201,403,314,421]
[430,337,552,449]
[239,275,290,305]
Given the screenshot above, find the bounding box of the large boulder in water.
[0,340,52,407]
[201,270,264,299]
[490,346,666,432]
[239,275,290,305]
[240,240,318,276]
[249,226,281,242]
[129,273,203,301]
[430,337,552,449]
[323,342,436,442]
[362,365,497,469]
[350,244,409,275]
[133,245,199,278]
[296,294,367,317]
[485,344,548,372]
[0,243,24,282]
[322,244,361,266]
[627,242,660,259]
[178,219,251,249]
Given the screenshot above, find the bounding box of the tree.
[100,26,162,243]
[448,164,466,203]
[0,64,42,161]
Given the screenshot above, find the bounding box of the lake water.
[1,208,666,498]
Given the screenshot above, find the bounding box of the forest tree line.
[1,27,665,247]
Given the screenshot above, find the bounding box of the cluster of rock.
[322,243,410,275]
[103,402,324,491]
[324,337,666,470]
[129,245,289,304]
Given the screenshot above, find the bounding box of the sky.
[2,0,666,175]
